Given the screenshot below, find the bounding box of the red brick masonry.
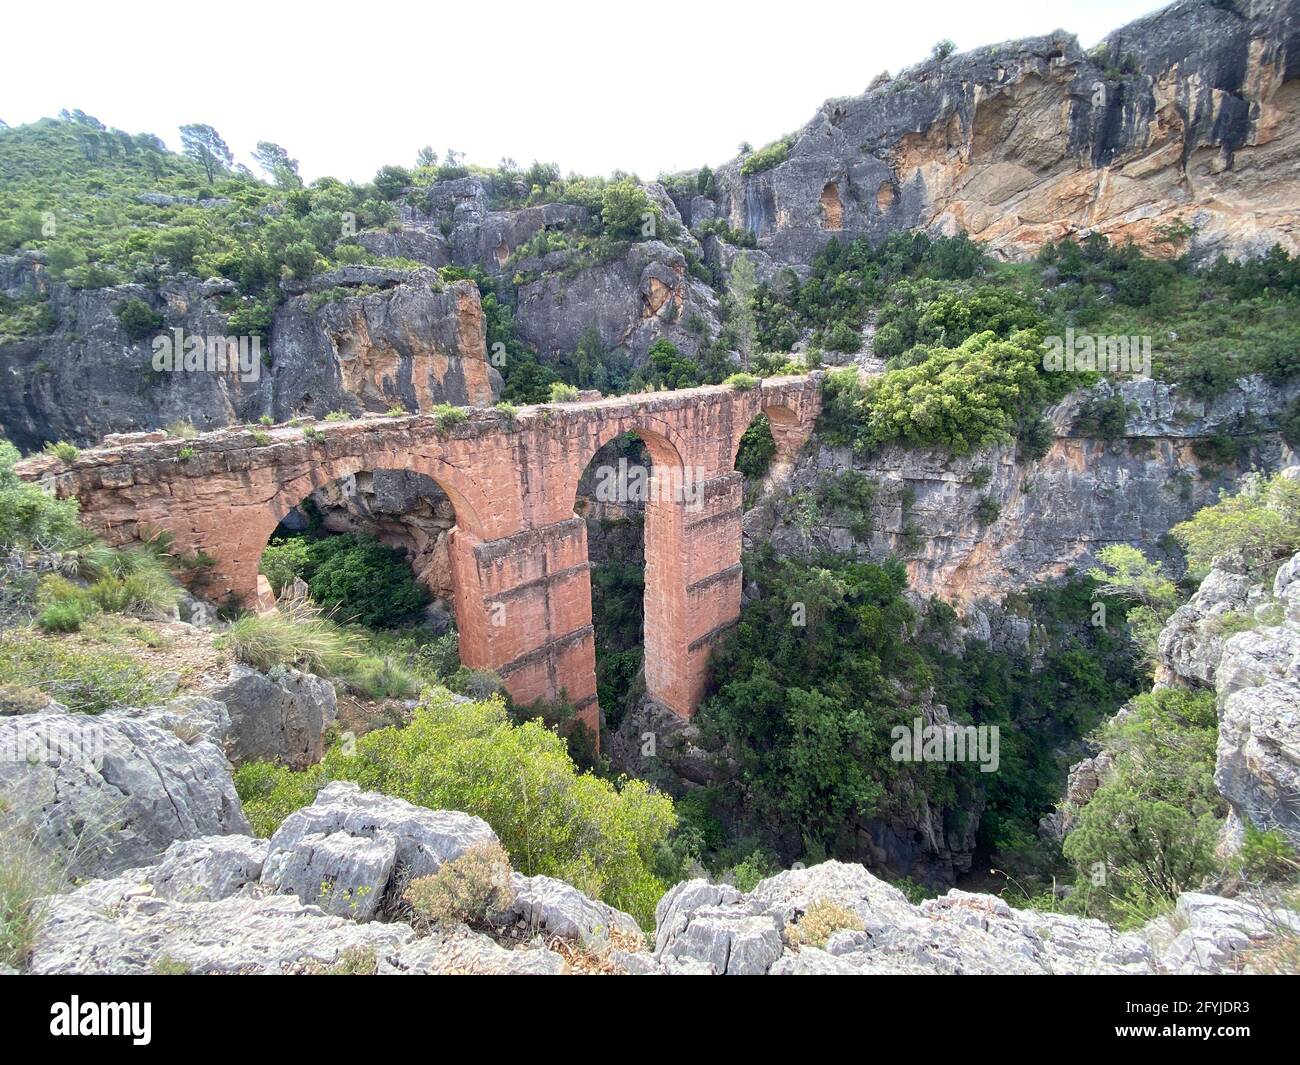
[18,375,822,734]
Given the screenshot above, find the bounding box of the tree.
[252,141,301,187]
[179,123,232,184]
[600,179,653,240]
[415,146,438,168]
[373,165,412,201]
[729,253,758,370]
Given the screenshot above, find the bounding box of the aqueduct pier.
[18,374,823,733]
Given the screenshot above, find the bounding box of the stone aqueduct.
[20,375,823,734]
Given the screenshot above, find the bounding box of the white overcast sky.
[2,0,1164,183]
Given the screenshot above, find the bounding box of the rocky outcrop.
[209,663,338,770]
[260,781,497,916]
[1212,551,1300,850]
[24,773,1293,975]
[0,711,249,879]
[0,259,495,451]
[269,275,496,420]
[1157,560,1271,687]
[501,874,643,946]
[656,862,1154,975]
[1143,890,1300,974]
[750,374,1299,605]
[514,239,721,363]
[709,0,1300,265]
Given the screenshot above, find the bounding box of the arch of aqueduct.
[19,375,823,735]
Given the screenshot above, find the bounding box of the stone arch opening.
[733,403,805,482]
[257,466,464,632]
[572,422,693,722]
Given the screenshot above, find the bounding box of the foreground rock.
[0,712,249,879]
[260,782,496,917]
[1212,552,1300,850]
[1143,892,1300,974]
[209,663,339,770]
[655,862,1154,975]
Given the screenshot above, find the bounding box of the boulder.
[1143,892,1300,974]
[503,873,643,945]
[103,694,231,745]
[261,829,398,920]
[149,835,268,902]
[209,663,338,769]
[0,712,249,880]
[261,781,496,915]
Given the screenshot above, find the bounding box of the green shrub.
[735,414,777,480]
[260,536,312,595]
[42,440,80,464]
[36,601,88,633]
[237,690,677,926]
[974,496,1001,525]
[1236,824,1297,883]
[741,136,794,177]
[323,410,352,422]
[0,631,165,713]
[548,382,581,403]
[1062,688,1224,925]
[431,404,468,432]
[1171,470,1300,579]
[233,760,326,838]
[724,372,760,391]
[114,298,163,341]
[302,535,428,628]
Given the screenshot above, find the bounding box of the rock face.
[1212,551,1300,850]
[0,260,495,451]
[1158,560,1271,688]
[709,0,1300,265]
[0,711,249,879]
[514,238,720,364]
[750,374,1299,605]
[1143,891,1300,974]
[209,663,338,770]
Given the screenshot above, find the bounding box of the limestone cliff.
[0,259,495,451]
[704,0,1300,265]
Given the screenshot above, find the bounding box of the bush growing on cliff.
[740,136,794,177]
[1171,470,1300,580]
[114,297,163,341]
[822,329,1064,456]
[1062,687,1224,925]
[235,689,677,926]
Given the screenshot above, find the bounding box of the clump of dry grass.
[783,897,864,950]
[404,841,515,929]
